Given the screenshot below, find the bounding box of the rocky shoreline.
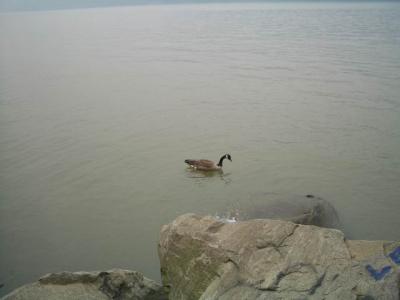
[2,196,399,300]
[159,214,400,299]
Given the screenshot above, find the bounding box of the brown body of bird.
[184,154,232,171]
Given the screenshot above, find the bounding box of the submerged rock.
[1,269,167,300]
[159,214,400,300]
[228,194,341,229]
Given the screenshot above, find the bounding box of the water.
[1,1,400,296]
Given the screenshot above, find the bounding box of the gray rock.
[158,214,400,300]
[1,269,167,300]
[228,194,341,229]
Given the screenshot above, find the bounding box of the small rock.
[228,194,341,229]
[1,269,167,300]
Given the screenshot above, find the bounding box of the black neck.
[217,155,226,167]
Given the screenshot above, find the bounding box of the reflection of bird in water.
[185,168,232,184]
[184,154,232,171]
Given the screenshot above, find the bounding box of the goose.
[185,154,232,171]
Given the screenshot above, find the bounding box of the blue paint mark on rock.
[366,265,392,281]
[389,246,400,265]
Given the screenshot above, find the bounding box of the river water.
[1,1,399,295]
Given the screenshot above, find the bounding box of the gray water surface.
[1,2,400,296]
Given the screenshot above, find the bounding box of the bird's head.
[225,154,232,162]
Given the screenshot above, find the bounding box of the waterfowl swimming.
[185,154,232,171]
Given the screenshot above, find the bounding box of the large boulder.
[1,269,167,300]
[226,194,340,229]
[159,214,400,300]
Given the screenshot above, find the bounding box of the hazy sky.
[1,0,145,11]
[0,0,389,12]
[1,0,242,12]
[1,0,178,11]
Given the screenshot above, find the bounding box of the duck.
[185,154,232,171]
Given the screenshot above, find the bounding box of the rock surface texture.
[159,214,400,300]
[1,269,167,300]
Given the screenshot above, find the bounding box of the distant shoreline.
[1,0,399,13]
